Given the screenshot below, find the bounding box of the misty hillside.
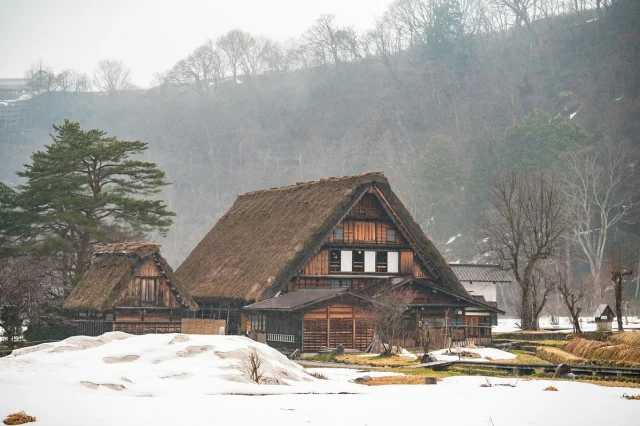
[1,1,639,266]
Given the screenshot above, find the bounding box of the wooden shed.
[64,242,198,335]
[594,304,615,332]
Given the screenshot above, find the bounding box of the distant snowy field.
[1,333,639,426]
[494,316,640,333]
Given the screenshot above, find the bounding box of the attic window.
[140,278,157,305]
[386,229,396,243]
[333,226,344,241]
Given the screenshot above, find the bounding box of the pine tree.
[8,120,175,283]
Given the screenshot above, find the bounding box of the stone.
[553,363,572,378]
[336,344,345,355]
[421,353,437,364]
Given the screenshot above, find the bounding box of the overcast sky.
[1,0,394,87]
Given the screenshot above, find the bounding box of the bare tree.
[93,60,134,94]
[481,172,570,330]
[242,347,265,383]
[610,247,636,332]
[169,40,225,96]
[303,14,346,67]
[562,145,640,306]
[239,34,269,77]
[217,29,246,82]
[367,287,417,356]
[554,260,588,336]
[0,255,48,348]
[24,61,58,95]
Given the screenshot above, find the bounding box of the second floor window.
[376,251,388,272]
[331,279,352,288]
[353,250,365,272]
[333,226,344,241]
[329,250,341,272]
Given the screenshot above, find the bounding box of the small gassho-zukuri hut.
[64,242,198,336]
[177,172,504,352]
[594,304,615,332]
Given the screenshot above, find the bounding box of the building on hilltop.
[64,242,198,335]
[177,172,504,351]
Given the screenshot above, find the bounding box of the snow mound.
[2,332,323,397]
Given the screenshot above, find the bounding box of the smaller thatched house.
[64,242,198,336]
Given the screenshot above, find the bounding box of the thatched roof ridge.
[64,243,197,311]
[93,242,162,258]
[177,172,469,302]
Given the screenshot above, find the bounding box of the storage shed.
[594,304,615,332]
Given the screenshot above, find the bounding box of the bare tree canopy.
[562,144,640,305]
[93,60,134,94]
[481,171,570,330]
[367,287,417,356]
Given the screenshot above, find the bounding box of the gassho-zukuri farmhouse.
[65,172,506,352]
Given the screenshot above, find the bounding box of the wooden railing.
[266,333,295,343]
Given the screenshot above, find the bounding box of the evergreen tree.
[498,109,589,171]
[5,120,175,284]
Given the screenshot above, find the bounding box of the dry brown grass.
[623,393,640,400]
[609,333,640,349]
[536,347,585,365]
[363,375,440,386]
[3,412,36,425]
[493,350,552,365]
[564,338,640,367]
[337,354,418,367]
[544,385,558,391]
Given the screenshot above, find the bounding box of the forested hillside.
[1,0,638,267]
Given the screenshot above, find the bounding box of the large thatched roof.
[176,172,468,302]
[64,242,198,311]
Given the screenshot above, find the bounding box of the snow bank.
[433,347,516,362]
[1,332,353,398]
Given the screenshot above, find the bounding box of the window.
[353,250,365,272]
[251,314,266,332]
[386,229,396,243]
[364,251,376,272]
[140,278,157,305]
[331,279,352,288]
[340,250,352,272]
[376,251,388,272]
[333,226,344,241]
[329,250,341,272]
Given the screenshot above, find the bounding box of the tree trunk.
[521,285,534,330]
[615,276,624,332]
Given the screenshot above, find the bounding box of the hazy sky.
[1,0,394,87]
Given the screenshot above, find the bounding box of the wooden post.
[326,306,330,348]
[352,306,356,350]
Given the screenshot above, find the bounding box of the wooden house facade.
[64,243,198,335]
[176,172,503,352]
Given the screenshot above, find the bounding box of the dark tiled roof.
[449,264,513,283]
[243,288,348,311]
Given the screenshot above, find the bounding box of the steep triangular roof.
[176,172,467,301]
[64,242,198,311]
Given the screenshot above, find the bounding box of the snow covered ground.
[433,347,517,362]
[1,333,640,426]
[494,316,640,333]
